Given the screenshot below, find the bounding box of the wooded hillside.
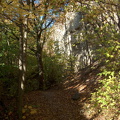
[0,0,120,120]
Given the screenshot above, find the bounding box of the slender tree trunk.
[18,22,23,120]
[36,36,45,90]
[18,17,27,120]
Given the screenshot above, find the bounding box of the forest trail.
[25,89,86,120]
[24,70,99,120]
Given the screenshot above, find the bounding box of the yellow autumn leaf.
[30,109,37,114]
[22,109,26,113]
[22,116,26,119]
[28,106,32,109]
[26,113,29,116]
[24,105,28,108]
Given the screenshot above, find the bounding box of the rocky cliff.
[51,12,93,72]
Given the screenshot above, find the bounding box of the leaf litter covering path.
[24,69,100,120]
[23,74,94,120]
[24,89,88,120]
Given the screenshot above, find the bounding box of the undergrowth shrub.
[25,55,39,91]
[91,71,120,119]
[43,54,65,88]
[89,38,120,119]
[0,65,18,97]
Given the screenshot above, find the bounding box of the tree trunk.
[18,17,27,120]
[36,36,45,90]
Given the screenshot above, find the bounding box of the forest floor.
[23,67,102,120]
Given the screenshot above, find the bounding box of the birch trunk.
[18,17,27,120]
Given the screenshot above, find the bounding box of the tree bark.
[36,34,45,90]
[18,21,23,120]
[18,17,27,120]
[118,0,120,29]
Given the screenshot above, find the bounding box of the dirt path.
[24,71,99,120]
[24,88,88,120]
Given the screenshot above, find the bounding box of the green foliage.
[91,71,120,118]
[25,78,39,92]
[91,38,120,117]
[27,54,38,72]
[76,1,120,118]
[25,52,67,91]
[43,53,65,88]
[0,23,19,98]
[0,72,18,97]
[25,54,39,91]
